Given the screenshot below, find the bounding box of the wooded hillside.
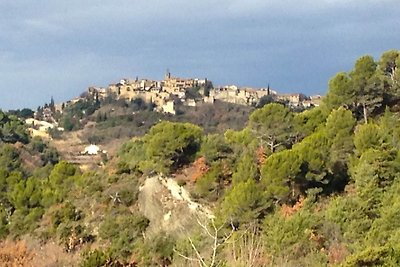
[0,50,400,266]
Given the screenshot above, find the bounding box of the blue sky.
[0,0,399,110]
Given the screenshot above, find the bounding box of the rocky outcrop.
[138,175,213,237]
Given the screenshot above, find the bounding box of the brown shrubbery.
[0,240,35,267]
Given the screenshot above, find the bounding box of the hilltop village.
[27,72,322,144]
[83,72,322,115]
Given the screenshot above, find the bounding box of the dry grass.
[0,240,35,267]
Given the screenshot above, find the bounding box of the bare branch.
[178,217,237,267]
[188,237,208,267]
[196,217,214,239]
[173,248,200,263]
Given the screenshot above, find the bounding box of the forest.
[0,50,400,266]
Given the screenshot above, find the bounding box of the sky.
[0,0,399,110]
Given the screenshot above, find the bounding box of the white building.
[83,144,101,155]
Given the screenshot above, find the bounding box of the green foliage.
[143,121,203,173]
[363,178,400,249]
[8,207,44,237]
[32,163,53,179]
[224,128,257,156]
[378,50,399,77]
[118,140,146,174]
[324,72,354,110]
[8,177,42,210]
[256,95,276,108]
[195,162,224,201]
[350,55,382,123]
[40,146,59,165]
[0,110,29,144]
[88,100,250,144]
[219,179,268,225]
[294,131,330,183]
[41,201,91,249]
[0,144,20,172]
[0,167,45,237]
[343,245,400,267]
[378,108,400,149]
[323,53,400,123]
[31,136,46,153]
[99,210,149,259]
[118,188,138,207]
[378,50,400,98]
[259,109,355,202]
[119,121,203,174]
[324,108,355,190]
[2,49,400,266]
[0,207,9,239]
[325,108,355,161]
[351,55,377,86]
[351,148,400,212]
[263,205,323,261]
[198,134,232,163]
[137,234,176,266]
[130,97,153,111]
[249,103,294,153]
[231,151,258,185]
[261,149,302,200]
[50,202,82,230]
[80,249,111,267]
[185,86,202,99]
[354,123,385,155]
[294,106,329,138]
[30,137,59,165]
[7,108,34,119]
[61,115,76,131]
[60,98,101,131]
[42,161,80,206]
[325,194,372,243]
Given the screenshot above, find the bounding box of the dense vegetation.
[0,50,400,266]
[0,111,29,144]
[55,94,253,147]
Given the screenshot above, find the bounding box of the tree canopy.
[249,103,294,153]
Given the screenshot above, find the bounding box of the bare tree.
[174,217,235,267]
[224,223,268,267]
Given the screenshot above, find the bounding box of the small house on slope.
[83,144,101,155]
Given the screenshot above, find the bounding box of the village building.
[184,99,197,107]
[88,87,108,100]
[82,144,101,155]
[211,86,277,106]
[276,93,308,107]
[160,100,176,115]
[85,72,314,114]
[310,95,322,107]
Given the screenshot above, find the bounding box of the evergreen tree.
[324,72,354,110]
[260,149,302,201]
[231,151,258,185]
[249,103,294,153]
[219,179,268,225]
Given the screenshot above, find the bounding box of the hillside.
[0,49,400,266]
[43,98,254,171]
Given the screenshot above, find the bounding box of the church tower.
[165,69,171,80]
